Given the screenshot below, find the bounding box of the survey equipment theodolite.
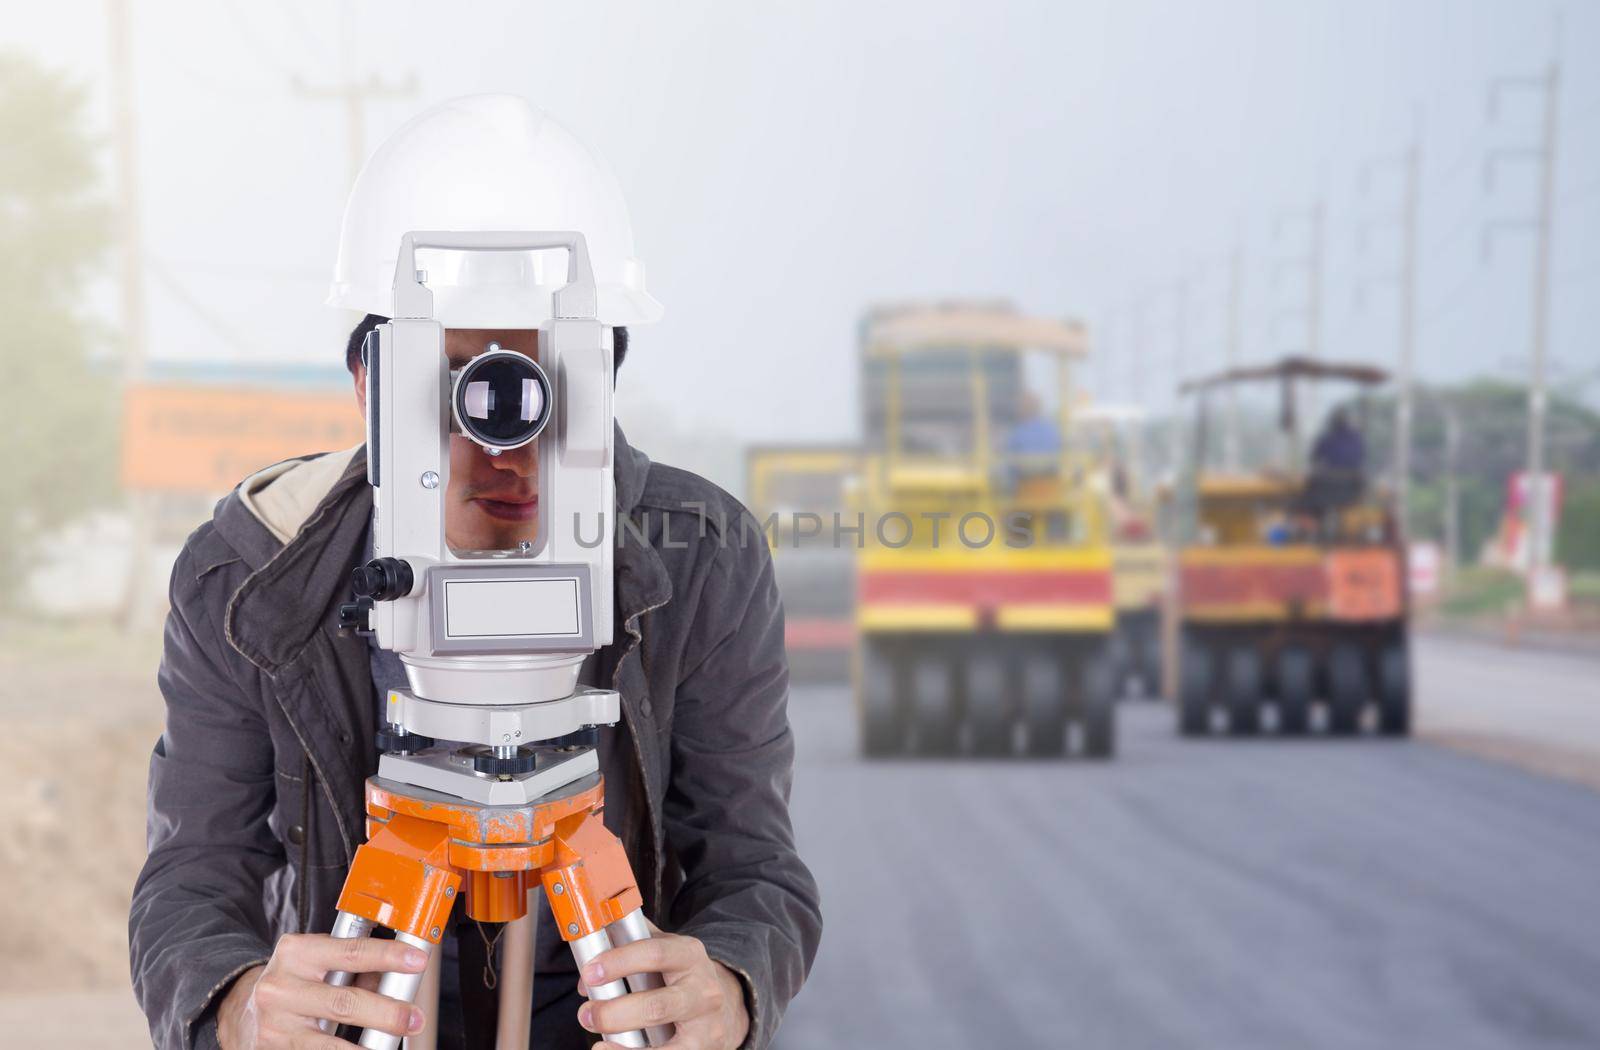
[327,231,670,1049]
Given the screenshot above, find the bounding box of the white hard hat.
[328,94,663,327]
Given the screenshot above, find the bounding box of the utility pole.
[1172,277,1190,380]
[294,72,419,189]
[1128,294,1150,410]
[1170,277,1190,476]
[1224,241,1243,470]
[1525,48,1559,582]
[291,6,417,352]
[1095,310,1116,401]
[108,0,151,628]
[1397,134,1420,539]
[291,3,418,190]
[108,0,145,385]
[1484,26,1561,588]
[1356,121,1423,536]
[1273,198,1326,461]
[1443,403,1461,583]
[1308,200,1324,364]
[1273,200,1326,355]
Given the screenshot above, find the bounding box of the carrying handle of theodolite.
[391,230,599,321]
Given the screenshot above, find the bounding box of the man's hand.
[217,934,428,1049]
[577,930,749,1050]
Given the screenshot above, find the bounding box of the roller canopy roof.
[864,303,1087,356]
[1180,355,1390,394]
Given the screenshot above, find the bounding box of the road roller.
[853,302,1118,759]
[1169,356,1410,737]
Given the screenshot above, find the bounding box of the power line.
[1223,241,1243,469]
[159,258,326,282]
[1564,92,1600,129]
[283,1,337,65]
[1421,206,1478,263]
[147,258,272,360]
[138,33,259,102]
[220,0,305,80]
[1270,200,1326,359]
[1553,255,1600,286]
[1417,270,1480,330]
[1560,173,1600,207]
[1425,131,1487,197]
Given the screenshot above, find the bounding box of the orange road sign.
[1325,548,1404,622]
[121,383,363,493]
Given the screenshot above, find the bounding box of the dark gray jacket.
[129,427,821,1049]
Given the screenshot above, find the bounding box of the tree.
[0,52,114,609]
[1556,478,1600,573]
[1356,380,1600,566]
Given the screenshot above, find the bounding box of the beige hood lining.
[237,446,363,546]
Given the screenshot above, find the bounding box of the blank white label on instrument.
[443,577,582,638]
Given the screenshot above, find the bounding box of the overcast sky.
[10,0,1599,482]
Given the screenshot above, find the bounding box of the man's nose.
[487,441,539,478]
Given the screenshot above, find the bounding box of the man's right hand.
[217,934,428,1049]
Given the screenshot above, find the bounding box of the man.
[1003,390,1062,496]
[129,96,820,1050]
[1299,407,1367,530]
[1310,408,1365,476]
[1005,391,1062,461]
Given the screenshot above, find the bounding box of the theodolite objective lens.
[452,349,552,451]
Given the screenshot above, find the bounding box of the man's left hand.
[577,929,749,1050]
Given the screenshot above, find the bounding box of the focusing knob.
[337,597,374,636]
[351,558,414,601]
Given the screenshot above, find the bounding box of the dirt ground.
[0,619,164,1039]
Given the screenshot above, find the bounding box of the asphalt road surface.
[774,636,1600,1050]
[1413,634,1600,792]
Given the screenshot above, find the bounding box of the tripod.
[321,752,672,1049]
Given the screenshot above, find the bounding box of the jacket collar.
[223,450,373,674]
[612,424,672,629]
[221,424,669,675]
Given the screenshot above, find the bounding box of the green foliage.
[1569,572,1600,609]
[1556,479,1600,573]
[0,52,114,607]
[1354,380,1600,564]
[1438,566,1525,619]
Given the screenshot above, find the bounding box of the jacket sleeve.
[130,537,281,1049]
[663,525,823,1050]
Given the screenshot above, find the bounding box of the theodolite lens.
[452,348,552,450]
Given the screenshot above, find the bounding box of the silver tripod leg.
[495,890,538,1050]
[405,944,441,1050]
[605,910,675,1047]
[568,928,648,1049]
[321,911,377,1034]
[358,931,433,1050]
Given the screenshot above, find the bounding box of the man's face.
[353,327,541,553]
